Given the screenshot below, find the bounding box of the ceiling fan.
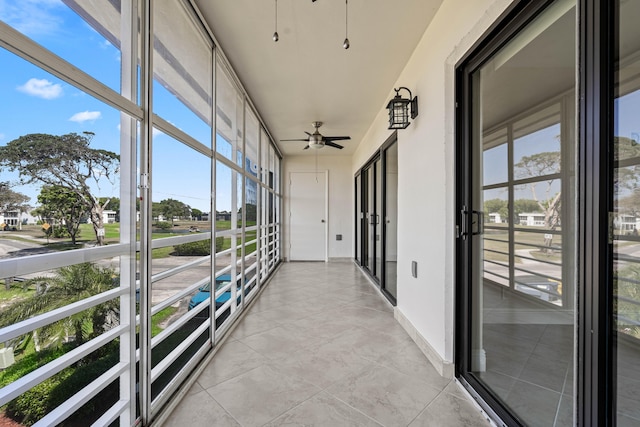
[281,121,351,150]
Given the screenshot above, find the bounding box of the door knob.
[321,219,325,223]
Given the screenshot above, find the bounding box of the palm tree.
[0,263,119,352]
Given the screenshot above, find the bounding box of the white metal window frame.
[0,0,283,425]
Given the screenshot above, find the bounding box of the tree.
[239,203,257,222]
[615,136,640,192]
[191,208,203,221]
[515,151,562,249]
[0,182,31,229]
[157,198,189,225]
[0,263,118,351]
[484,199,508,223]
[37,185,87,245]
[100,196,120,222]
[0,132,119,245]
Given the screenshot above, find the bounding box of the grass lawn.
[151,306,179,336]
[0,282,35,306]
[483,226,563,263]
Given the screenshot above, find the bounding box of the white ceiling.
[194,0,443,156]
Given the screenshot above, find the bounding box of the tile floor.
[163,261,490,427]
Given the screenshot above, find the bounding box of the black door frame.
[455,0,616,425]
[354,132,398,305]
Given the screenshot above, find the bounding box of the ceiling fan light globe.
[309,141,324,149]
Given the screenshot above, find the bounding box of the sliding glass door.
[457,1,577,425]
[458,0,640,424]
[355,134,398,303]
[614,1,640,423]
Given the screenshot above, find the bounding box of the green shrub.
[0,345,69,388]
[5,344,118,426]
[172,237,225,255]
[154,221,172,230]
[51,227,70,239]
[173,240,211,256]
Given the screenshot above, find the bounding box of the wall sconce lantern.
[386,87,418,130]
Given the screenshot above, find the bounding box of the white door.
[289,171,327,261]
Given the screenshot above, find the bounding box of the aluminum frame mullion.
[240,99,247,309]
[139,0,154,422]
[211,45,218,346]
[118,0,139,424]
[578,0,615,425]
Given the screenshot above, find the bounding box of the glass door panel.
[361,167,371,271]
[375,158,382,281]
[614,1,640,423]
[356,175,362,263]
[466,1,577,425]
[384,142,398,300]
[367,164,375,273]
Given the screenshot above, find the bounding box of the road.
[0,234,231,307]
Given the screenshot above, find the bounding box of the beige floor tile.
[168,261,470,427]
[208,364,321,426]
[163,390,240,426]
[264,391,382,426]
[409,391,490,427]
[325,363,441,426]
[197,340,267,389]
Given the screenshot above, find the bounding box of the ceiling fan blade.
[324,141,344,149]
[281,138,309,142]
[304,131,312,137]
[303,145,310,150]
[323,136,351,142]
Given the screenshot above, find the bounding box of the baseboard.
[394,307,454,379]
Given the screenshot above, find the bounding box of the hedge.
[172,237,224,256]
[5,343,118,426]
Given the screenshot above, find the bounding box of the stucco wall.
[352,0,514,365]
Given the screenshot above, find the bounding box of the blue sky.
[0,0,235,212]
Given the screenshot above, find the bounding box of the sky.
[481,87,640,206]
[0,0,250,212]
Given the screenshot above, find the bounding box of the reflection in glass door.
[384,141,398,300]
[361,159,380,279]
[374,158,382,282]
[614,1,640,423]
[367,163,375,274]
[458,1,577,425]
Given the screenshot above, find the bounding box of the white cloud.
[0,0,65,38]
[17,78,63,99]
[69,111,102,123]
[0,133,5,141]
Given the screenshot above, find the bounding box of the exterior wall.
[352,0,514,369]
[282,155,353,261]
